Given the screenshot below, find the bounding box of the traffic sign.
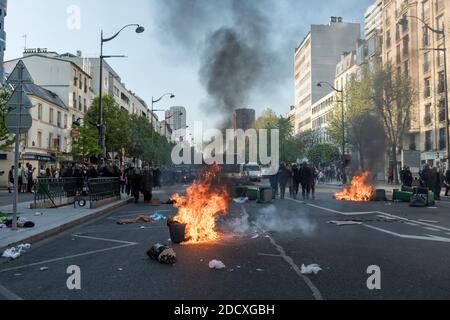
[5,108,33,134]
[6,60,33,88]
[5,84,32,109]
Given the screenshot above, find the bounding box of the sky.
[5,0,374,130]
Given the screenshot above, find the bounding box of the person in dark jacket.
[433,168,442,200]
[277,163,291,200]
[269,170,279,199]
[142,166,153,203]
[299,162,314,201]
[445,169,450,197]
[292,164,300,199]
[402,167,413,187]
[8,166,14,193]
[130,167,142,203]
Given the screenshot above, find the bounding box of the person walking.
[269,171,279,200]
[27,164,36,193]
[402,167,413,187]
[142,166,153,203]
[292,164,300,199]
[8,166,14,193]
[130,166,142,203]
[433,168,442,201]
[299,162,314,201]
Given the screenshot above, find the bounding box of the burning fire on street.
[334,172,374,202]
[170,164,229,244]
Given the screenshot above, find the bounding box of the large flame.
[171,164,229,244]
[335,172,374,202]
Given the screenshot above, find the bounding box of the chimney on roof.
[76,50,82,57]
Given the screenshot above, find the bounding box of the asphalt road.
[1,183,450,300]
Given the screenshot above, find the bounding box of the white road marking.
[0,236,138,274]
[0,282,23,300]
[240,205,323,300]
[288,198,374,216]
[423,227,440,232]
[257,253,283,258]
[362,224,450,243]
[405,222,419,227]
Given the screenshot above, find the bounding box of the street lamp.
[98,24,145,165]
[163,111,184,140]
[317,81,346,183]
[150,93,175,137]
[398,16,450,170]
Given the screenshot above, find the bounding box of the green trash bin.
[247,187,259,201]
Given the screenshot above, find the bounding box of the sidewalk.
[0,195,131,251]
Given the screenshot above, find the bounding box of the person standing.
[402,167,413,187]
[27,164,36,193]
[130,166,142,203]
[269,171,279,200]
[433,167,442,201]
[277,163,290,200]
[445,168,450,197]
[8,166,14,194]
[300,162,314,201]
[142,166,153,203]
[387,167,394,185]
[292,164,300,199]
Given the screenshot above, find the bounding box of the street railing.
[34,177,120,208]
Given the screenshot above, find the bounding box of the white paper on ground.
[209,260,226,269]
[301,264,322,275]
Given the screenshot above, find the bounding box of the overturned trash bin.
[147,243,177,265]
[167,217,187,244]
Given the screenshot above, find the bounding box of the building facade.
[382,0,449,168]
[293,17,361,135]
[365,0,383,39]
[0,0,6,85]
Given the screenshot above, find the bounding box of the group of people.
[8,163,36,194]
[125,166,161,203]
[270,162,318,201]
[400,165,450,200]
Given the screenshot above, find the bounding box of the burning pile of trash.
[334,172,374,202]
[169,164,229,244]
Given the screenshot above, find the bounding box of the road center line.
[239,205,323,301]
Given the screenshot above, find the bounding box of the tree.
[0,89,15,151]
[84,95,132,157]
[71,125,101,161]
[307,143,340,167]
[369,65,414,183]
[327,75,385,172]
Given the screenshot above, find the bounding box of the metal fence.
[34,177,120,208]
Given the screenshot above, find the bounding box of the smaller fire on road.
[334,172,374,202]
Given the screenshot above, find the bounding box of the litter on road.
[209,260,226,269]
[116,215,154,225]
[251,234,259,239]
[233,197,249,204]
[150,213,167,221]
[256,269,264,272]
[328,220,363,226]
[301,264,322,275]
[2,243,31,260]
[40,267,49,271]
[147,243,177,265]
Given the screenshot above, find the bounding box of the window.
[37,103,42,120]
[73,70,78,87]
[403,35,409,57]
[409,134,416,151]
[422,0,430,20]
[423,26,430,46]
[396,45,401,63]
[438,71,445,93]
[84,98,87,113]
[78,95,82,111]
[436,0,444,12]
[424,104,432,124]
[439,128,446,150]
[84,78,87,93]
[439,100,446,122]
[49,133,53,150]
[73,93,77,109]
[49,108,54,125]
[437,45,445,67]
[37,131,42,148]
[396,23,400,41]
[386,30,391,48]
[57,111,61,128]
[404,61,409,77]
[436,15,444,40]
[425,131,433,151]
[401,15,409,32]
[56,135,61,151]
[424,78,431,98]
[79,76,83,90]
[423,52,430,72]
[64,114,68,129]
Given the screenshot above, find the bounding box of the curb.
[0,198,132,252]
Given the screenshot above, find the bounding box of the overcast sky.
[5,0,373,129]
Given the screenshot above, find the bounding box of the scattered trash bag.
[23,221,35,228]
[301,264,322,275]
[233,197,249,204]
[209,260,226,269]
[116,216,154,225]
[146,243,177,265]
[167,217,187,244]
[2,243,31,260]
[150,213,166,221]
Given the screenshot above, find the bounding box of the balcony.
[424,114,432,125]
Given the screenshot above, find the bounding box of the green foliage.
[307,143,340,167]
[71,125,101,161]
[0,89,15,151]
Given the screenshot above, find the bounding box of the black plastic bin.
[167,217,187,244]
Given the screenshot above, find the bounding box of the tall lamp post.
[150,93,175,139]
[98,24,145,164]
[163,111,184,140]
[399,16,450,170]
[317,81,346,183]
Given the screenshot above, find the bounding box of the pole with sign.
[5,61,33,231]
